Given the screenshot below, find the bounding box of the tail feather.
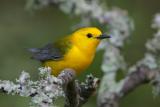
[28,48,43,61]
[28,48,56,62]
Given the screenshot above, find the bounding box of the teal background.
[0,0,160,107]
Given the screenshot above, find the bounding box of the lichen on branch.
[0,67,64,107]
[0,67,99,107]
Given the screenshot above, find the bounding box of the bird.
[29,27,110,76]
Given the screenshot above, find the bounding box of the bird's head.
[71,27,110,51]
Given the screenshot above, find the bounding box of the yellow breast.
[43,45,95,76]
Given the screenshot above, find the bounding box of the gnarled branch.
[98,65,160,107]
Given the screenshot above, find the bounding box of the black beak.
[96,34,111,40]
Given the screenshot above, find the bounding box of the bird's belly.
[43,46,94,76]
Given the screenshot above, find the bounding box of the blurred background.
[0,0,160,107]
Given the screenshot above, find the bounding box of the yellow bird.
[29,27,110,76]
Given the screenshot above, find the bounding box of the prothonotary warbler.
[29,27,110,76]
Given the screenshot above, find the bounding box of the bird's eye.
[86,33,93,38]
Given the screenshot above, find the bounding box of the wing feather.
[29,38,72,62]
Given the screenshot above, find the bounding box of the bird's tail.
[28,48,42,61]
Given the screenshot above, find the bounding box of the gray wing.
[29,43,63,62]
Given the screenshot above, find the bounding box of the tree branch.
[0,68,99,107]
[78,75,100,107]
[98,65,160,107]
[58,69,100,107]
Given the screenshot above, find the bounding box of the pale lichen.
[152,13,160,29]
[0,67,64,107]
[146,30,160,53]
[128,13,160,96]
[102,8,134,47]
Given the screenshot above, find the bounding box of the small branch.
[78,75,100,107]
[64,80,79,107]
[58,69,79,107]
[121,66,157,96]
[98,65,160,107]
[61,70,99,107]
